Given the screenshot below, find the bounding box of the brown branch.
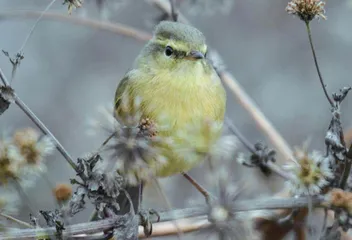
[0,195,326,239]
[0,68,83,178]
[0,10,152,42]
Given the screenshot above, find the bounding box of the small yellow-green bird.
[114,21,226,216]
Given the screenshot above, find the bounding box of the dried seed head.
[286,0,326,22]
[285,146,333,195]
[325,189,352,215]
[53,183,73,202]
[93,102,170,185]
[0,140,22,185]
[13,128,54,166]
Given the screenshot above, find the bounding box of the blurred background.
[0,0,351,239]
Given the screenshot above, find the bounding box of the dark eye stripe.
[151,42,187,59]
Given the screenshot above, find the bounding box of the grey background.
[0,0,351,239]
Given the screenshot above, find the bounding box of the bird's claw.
[138,208,160,237]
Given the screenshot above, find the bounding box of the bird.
[113,20,226,226]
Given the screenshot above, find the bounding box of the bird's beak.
[186,50,204,60]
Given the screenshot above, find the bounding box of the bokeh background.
[0,0,351,239]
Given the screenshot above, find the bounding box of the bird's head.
[138,21,210,72]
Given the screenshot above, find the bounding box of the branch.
[0,10,152,42]
[0,68,82,178]
[305,21,333,107]
[0,195,326,239]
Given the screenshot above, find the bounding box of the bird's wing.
[113,71,142,215]
[113,70,143,125]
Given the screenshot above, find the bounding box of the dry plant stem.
[147,0,189,24]
[169,0,178,21]
[0,11,152,42]
[9,0,57,84]
[305,21,333,107]
[0,213,33,228]
[154,178,184,239]
[17,0,57,53]
[0,68,81,178]
[225,117,293,180]
[181,172,211,201]
[225,117,256,153]
[266,161,294,181]
[0,9,294,163]
[0,195,326,239]
[340,144,352,189]
[220,72,294,163]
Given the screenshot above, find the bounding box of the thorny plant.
[0,0,352,239]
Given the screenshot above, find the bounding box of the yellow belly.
[116,64,226,177]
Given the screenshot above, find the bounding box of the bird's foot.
[138,208,160,237]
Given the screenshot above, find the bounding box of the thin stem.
[0,11,152,42]
[169,0,178,21]
[182,172,212,201]
[266,161,294,181]
[339,144,352,189]
[220,72,295,163]
[0,213,33,228]
[0,68,82,178]
[153,178,184,239]
[305,21,333,107]
[10,0,57,84]
[225,117,256,153]
[0,68,9,86]
[18,0,57,54]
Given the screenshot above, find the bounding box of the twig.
[225,117,256,153]
[305,21,333,107]
[169,0,178,21]
[0,195,326,239]
[17,0,57,54]
[266,161,294,181]
[340,144,352,189]
[0,213,33,229]
[220,72,295,163]
[0,11,152,42]
[0,68,82,178]
[5,0,57,84]
[181,172,212,201]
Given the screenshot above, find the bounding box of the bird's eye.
[165,46,174,57]
[204,51,208,58]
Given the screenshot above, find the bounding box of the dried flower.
[13,128,54,167]
[286,0,326,22]
[53,183,73,202]
[63,0,83,14]
[285,146,333,195]
[200,169,254,239]
[0,140,22,185]
[324,188,352,215]
[92,101,169,185]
